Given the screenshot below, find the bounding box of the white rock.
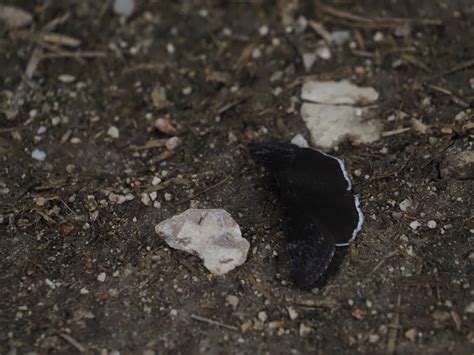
[149,191,157,201]
[251,48,262,59]
[155,209,250,275]
[226,295,239,309]
[113,0,135,17]
[166,43,176,54]
[166,136,182,150]
[300,103,382,149]
[259,25,269,36]
[299,323,312,336]
[287,306,299,320]
[302,52,317,72]
[301,80,379,105]
[290,133,309,148]
[399,199,412,212]
[107,126,119,139]
[152,176,162,185]
[369,334,380,343]
[37,126,47,135]
[373,32,384,42]
[58,74,75,83]
[45,279,56,289]
[258,311,268,322]
[97,272,106,282]
[182,86,192,95]
[427,220,437,229]
[412,117,429,134]
[315,44,331,60]
[109,192,134,204]
[164,193,172,201]
[409,221,421,230]
[0,5,33,29]
[465,302,474,314]
[31,149,46,161]
[331,30,351,45]
[141,193,152,206]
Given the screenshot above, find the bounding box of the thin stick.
[367,249,399,277]
[25,47,43,79]
[439,58,474,76]
[58,333,87,353]
[382,127,411,137]
[386,294,401,354]
[176,176,230,205]
[290,298,337,309]
[427,84,470,108]
[41,51,106,60]
[190,314,238,331]
[0,127,22,133]
[316,2,442,27]
[308,21,333,43]
[243,271,274,304]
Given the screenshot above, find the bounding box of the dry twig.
[316,1,442,28]
[58,333,87,353]
[243,270,274,304]
[190,314,238,331]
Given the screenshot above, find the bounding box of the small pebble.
[404,328,417,342]
[164,193,172,201]
[152,176,162,185]
[107,126,119,139]
[166,136,182,150]
[225,295,239,309]
[113,0,135,17]
[287,306,298,320]
[35,197,47,206]
[399,199,412,212]
[409,221,421,230]
[97,272,106,282]
[37,126,47,135]
[141,193,151,206]
[258,25,269,36]
[31,149,46,161]
[315,45,331,60]
[427,220,437,229]
[166,43,175,54]
[299,323,312,336]
[58,74,75,83]
[170,309,178,317]
[465,302,474,314]
[257,311,267,322]
[373,32,384,42]
[251,48,262,59]
[182,86,192,95]
[368,334,380,343]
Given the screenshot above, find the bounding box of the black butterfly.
[249,143,363,289]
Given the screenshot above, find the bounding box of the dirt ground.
[1,0,473,354]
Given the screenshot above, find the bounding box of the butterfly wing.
[250,142,363,287]
[274,145,363,246]
[285,204,336,289]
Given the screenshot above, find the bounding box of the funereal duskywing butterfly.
[249,143,363,288]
